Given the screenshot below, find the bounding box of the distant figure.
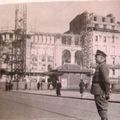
[47,82,50,90]
[9,82,13,90]
[56,80,62,96]
[40,81,43,90]
[5,81,9,91]
[47,78,51,90]
[37,82,40,90]
[25,82,27,90]
[79,79,85,98]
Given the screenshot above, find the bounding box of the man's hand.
[105,94,110,100]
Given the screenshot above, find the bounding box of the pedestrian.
[79,79,85,98]
[90,50,110,120]
[9,82,13,90]
[25,82,27,90]
[5,81,9,91]
[40,81,43,90]
[8,82,11,91]
[37,82,40,90]
[47,78,51,90]
[56,80,62,96]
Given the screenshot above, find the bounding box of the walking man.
[79,79,85,98]
[37,82,40,90]
[91,50,110,120]
[56,80,62,96]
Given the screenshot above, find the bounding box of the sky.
[0,0,120,33]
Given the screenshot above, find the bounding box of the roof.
[56,64,93,74]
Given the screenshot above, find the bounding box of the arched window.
[75,51,83,66]
[62,50,71,64]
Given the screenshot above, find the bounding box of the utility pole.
[12,3,27,89]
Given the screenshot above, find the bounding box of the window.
[42,56,46,62]
[110,18,113,23]
[95,24,99,28]
[37,35,39,40]
[39,35,42,43]
[46,36,50,44]
[102,17,105,22]
[51,37,54,44]
[95,36,98,42]
[43,36,46,44]
[112,35,115,43]
[66,36,72,45]
[104,36,107,42]
[47,64,52,71]
[103,45,107,53]
[113,57,115,65]
[62,36,66,45]
[112,69,115,75]
[75,39,79,45]
[10,34,13,39]
[103,24,107,29]
[111,25,115,30]
[48,56,53,62]
[75,36,80,46]
[94,16,97,21]
[62,36,71,45]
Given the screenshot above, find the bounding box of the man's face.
[95,55,105,64]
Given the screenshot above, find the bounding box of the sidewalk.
[13,89,120,103]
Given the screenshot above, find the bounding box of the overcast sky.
[0,1,120,33]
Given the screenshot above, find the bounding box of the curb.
[12,90,120,104]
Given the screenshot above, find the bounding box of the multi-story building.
[25,32,87,89]
[1,11,120,89]
[0,30,13,82]
[67,11,120,84]
[0,31,88,89]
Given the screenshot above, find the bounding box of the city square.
[0,1,120,120]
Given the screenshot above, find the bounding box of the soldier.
[91,50,110,120]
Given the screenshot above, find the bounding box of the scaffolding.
[11,4,27,89]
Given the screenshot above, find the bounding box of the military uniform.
[91,50,110,120]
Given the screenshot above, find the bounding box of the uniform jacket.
[91,62,110,95]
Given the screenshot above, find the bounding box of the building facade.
[25,33,85,87]
[0,11,120,89]
[0,31,87,89]
[68,11,120,83]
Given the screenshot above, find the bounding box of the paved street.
[0,90,120,120]
[0,91,79,120]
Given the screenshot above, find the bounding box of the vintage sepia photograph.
[0,0,120,120]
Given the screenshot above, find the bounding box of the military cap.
[95,50,107,57]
